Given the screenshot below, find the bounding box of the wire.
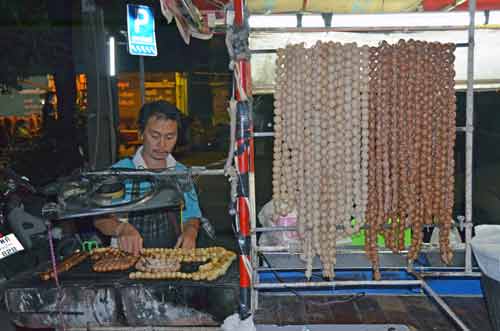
[229,213,252,283]
[258,252,366,305]
[47,221,67,331]
[258,252,310,299]
[205,0,225,9]
[225,18,235,68]
[233,65,248,101]
[241,254,254,283]
[234,162,249,201]
[224,98,237,174]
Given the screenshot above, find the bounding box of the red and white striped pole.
[233,0,254,319]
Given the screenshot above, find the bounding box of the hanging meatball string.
[272,40,456,280]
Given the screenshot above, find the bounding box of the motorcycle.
[0,168,82,282]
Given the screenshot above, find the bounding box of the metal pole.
[465,0,476,274]
[253,132,274,137]
[249,130,258,314]
[258,246,407,254]
[139,56,145,105]
[256,126,469,137]
[255,280,423,289]
[251,42,469,54]
[83,168,226,177]
[233,0,254,319]
[416,271,481,277]
[419,277,471,331]
[257,244,466,253]
[67,327,220,331]
[253,221,464,233]
[250,26,478,33]
[257,267,481,276]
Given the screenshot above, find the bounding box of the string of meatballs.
[272,39,457,280]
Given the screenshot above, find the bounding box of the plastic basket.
[351,218,412,247]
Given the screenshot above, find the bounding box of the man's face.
[142,116,178,162]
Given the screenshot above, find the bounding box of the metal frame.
[82,168,226,177]
[64,327,219,331]
[465,0,476,275]
[234,0,479,330]
[253,276,473,331]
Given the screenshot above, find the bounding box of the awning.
[247,0,500,14]
[249,28,500,93]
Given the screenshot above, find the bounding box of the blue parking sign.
[127,4,158,56]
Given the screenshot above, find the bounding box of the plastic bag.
[257,200,351,247]
[471,224,500,282]
[430,221,462,247]
[221,313,256,331]
[258,200,299,247]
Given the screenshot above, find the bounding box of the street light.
[109,36,116,77]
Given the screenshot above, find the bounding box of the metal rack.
[230,0,481,329]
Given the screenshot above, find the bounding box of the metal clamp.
[42,202,61,220]
[457,215,466,231]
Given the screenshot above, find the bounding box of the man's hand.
[118,223,143,256]
[175,220,199,249]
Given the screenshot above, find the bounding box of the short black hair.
[137,101,181,133]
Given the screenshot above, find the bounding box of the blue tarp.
[259,270,483,296]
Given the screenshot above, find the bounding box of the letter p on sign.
[127,4,158,56]
[134,8,149,33]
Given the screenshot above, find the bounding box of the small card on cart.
[0,234,24,259]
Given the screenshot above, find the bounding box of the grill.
[2,257,239,329]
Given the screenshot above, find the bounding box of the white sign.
[127,4,158,56]
[0,234,24,259]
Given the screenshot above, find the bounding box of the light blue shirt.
[112,149,202,223]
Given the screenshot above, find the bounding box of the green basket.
[351,218,412,247]
[82,240,100,252]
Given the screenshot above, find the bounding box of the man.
[94,101,201,255]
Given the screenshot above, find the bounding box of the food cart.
[3,0,500,330]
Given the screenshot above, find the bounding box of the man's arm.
[174,177,203,249]
[94,215,121,236]
[94,215,143,255]
[175,218,200,249]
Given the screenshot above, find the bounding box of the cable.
[241,254,254,283]
[47,221,67,331]
[206,0,225,9]
[224,98,237,174]
[258,252,366,305]
[233,65,248,101]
